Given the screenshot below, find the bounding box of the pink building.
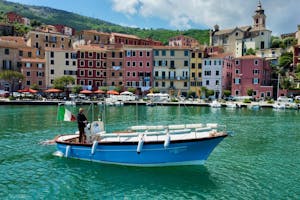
[231,55,273,99]
[222,54,235,93]
[123,45,153,92]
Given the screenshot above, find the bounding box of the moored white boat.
[209,100,221,108]
[55,122,229,167]
[226,102,237,108]
[272,102,285,109]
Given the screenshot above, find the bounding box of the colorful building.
[123,45,153,92]
[44,48,77,88]
[231,55,273,99]
[153,46,190,95]
[20,57,46,90]
[105,44,124,88]
[26,30,72,57]
[76,45,107,90]
[75,30,110,45]
[169,35,200,48]
[202,55,225,99]
[189,48,205,94]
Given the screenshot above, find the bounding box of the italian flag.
[57,106,76,122]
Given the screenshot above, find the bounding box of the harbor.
[0,105,299,199]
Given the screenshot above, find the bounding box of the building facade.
[153,47,190,95]
[44,48,77,88]
[76,45,107,90]
[123,45,153,92]
[202,55,224,99]
[231,55,273,99]
[189,48,204,94]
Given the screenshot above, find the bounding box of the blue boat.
[55,122,228,167]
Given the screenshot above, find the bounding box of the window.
[89,52,93,57]
[26,71,30,76]
[162,50,166,56]
[65,53,69,59]
[127,72,130,77]
[162,82,165,87]
[139,62,143,67]
[206,80,209,86]
[73,61,76,66]
[170,50,175,56]
[19,51,23,56]
[191,63,195,69]
[127,62,130,67]
[204,71,211,76]
[88,61,93,67]
[184,50,189,56]
[192,72,195,78]
[38,81,42,86]
[254,60,259,65]
[80,70,85,76]
[4,48,9,55]
[38,63,43,68]
[132,51,136,57]
[112,72,115,77]
[236,69,240,74]
[50,69,54,74]
[216,80,219,86]
[26,63,31,68]
[139,51,143,57]
[184,60,188,67]
[80,61,84,66]
[154,50,159,56]
[112,52,115,58]
[28,52,32,58]
[253,78,259,84]
[234,78,241,84]
[216,71,219,76]
[132,62,136,67]
[253,69,259,75]
[235,60,240,65]
[198,63,202,69]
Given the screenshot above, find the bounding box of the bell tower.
[253,0,266,29]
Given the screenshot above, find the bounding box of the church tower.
[253,0,266,29]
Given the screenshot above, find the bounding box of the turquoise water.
[0,105,299,199]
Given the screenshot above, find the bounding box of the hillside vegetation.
[0,0,209,45]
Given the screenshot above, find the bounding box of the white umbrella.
[120,91,133,95]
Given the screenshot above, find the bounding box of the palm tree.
[0,70,24,93]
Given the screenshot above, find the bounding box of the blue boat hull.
[56,136,226,167]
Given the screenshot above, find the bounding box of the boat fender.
[164,133,171,149]
[91,141,98,155]
[65,145,71,158]
[137,134,144,154]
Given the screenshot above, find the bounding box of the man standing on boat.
[77,108,88,143]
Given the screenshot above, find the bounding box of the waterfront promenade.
[0,98,275,108]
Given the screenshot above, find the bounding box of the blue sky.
[6,0,300,36]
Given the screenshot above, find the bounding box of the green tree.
[247,88,254,96]
[0,70,24,93]
[206,89,214,98]
[278,52,293,73]
[223,90,231,97]
[127,87,137,93]
[30,83,39,90]
[245,48,256,55]
[53,76,75,90]
[71,85,82,94]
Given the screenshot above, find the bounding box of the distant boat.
[64,101,76,106]
[272,102,285,109]
[226,102,237,108]
[209,100,221,108]
[247,104,260,110]
[55,121,229,167]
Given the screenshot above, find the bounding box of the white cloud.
[110,0,300,35]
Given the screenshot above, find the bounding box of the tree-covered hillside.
[0,0,209,45]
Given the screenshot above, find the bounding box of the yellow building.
[189,48,205,95]
[153,46,190,95]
